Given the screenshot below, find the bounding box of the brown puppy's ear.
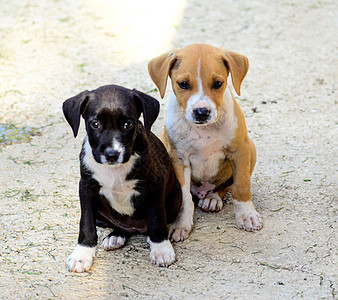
[147,50,177,99]
[62,90,90,138]
[132,89,160,135]
[220,48,249,96]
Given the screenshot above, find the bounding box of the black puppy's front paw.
[102,232,127,250]
[148,238,176,267]
[67,245,96,272]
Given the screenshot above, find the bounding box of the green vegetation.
[0,123,38,145]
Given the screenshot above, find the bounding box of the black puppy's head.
[62,85,160,165]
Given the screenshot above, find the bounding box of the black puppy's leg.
[147,190,176,267]
[102,228,131,251]
[67,179,98,272]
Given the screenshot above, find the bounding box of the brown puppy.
[148,44,262,242]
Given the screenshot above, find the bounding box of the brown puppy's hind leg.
[217,186,231,200]
[249,138,256,176]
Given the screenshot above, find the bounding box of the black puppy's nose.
[104,148,120,163]
[193,107,211,123]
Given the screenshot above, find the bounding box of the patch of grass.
[272,207,284,212]
[280,170,295,177]
[23,160,45,166]
[4,189,47,202]
[8,156,45,166]
[305,244,317,253]
[0,89,23,97]
[76,63,86,72]
[4,189,21,198]
[59,17,71,22]
[48,249,56,260]
[52,233,58,241]
[308,4,319,9]
[0,123,39,145]
[20,270,43,275]
[57,133,68,140]
[251,250,263,255]
[145,88,158,94]
[20,190,36,201]
[219,241,244,252]
[259,262,280,270]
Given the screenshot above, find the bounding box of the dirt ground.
[0,0,337,299]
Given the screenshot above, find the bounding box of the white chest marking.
[166,87,237,181]
[83,138,140,216]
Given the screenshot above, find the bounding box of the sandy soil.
[0,0,337,299]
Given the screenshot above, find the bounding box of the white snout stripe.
[113,139,125,164]
[100,139,125,164]
[185,59,218,124]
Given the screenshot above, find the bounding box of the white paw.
[198,192,223,212]
[67,244,96,272]
[102,235,126,250]
[148,239,176,267]
[168,197,194,242]
[233,200,263,231]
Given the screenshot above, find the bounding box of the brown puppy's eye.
[123,121,134,130]
[213,81,223,89]
[91,121,100,129]
[178,81,190,90]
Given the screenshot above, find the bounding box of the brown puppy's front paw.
[168,198,194,242]
[168,215,193,242]
[233,200,263,231]
[198,193,223,212]
[169,225,191,242]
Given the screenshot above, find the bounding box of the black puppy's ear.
[132,89,160,135]
[62,90,90,138]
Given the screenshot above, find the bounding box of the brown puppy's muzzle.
[192,107,211,124]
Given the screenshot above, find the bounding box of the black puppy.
[63,85,182,272]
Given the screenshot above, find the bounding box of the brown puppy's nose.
[193,107,210,123]
[104,148,120,163]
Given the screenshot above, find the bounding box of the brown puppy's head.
[148,44,249,125]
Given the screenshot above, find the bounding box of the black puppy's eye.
[213,81,223,89]
[178,81,190,90]
[123,121,134,130]
[91,121,100,129]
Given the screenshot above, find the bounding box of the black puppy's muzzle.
[101,147,121,165]
[104,148,121,164]
[193,107,211,124]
